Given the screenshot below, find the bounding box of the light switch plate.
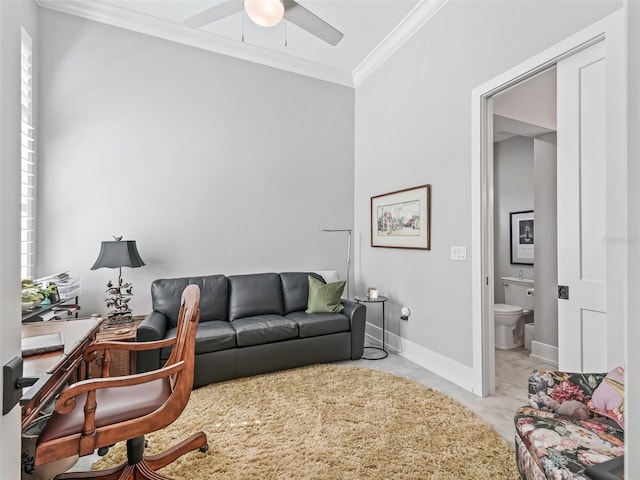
[450,246,467,261]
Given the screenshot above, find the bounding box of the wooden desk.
[21,317,103,430]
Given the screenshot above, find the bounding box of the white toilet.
[494,277,534,349]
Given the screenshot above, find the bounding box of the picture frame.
[371,184,431,250]
[510,210,534,265]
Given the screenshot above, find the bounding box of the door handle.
[558,285,569,300]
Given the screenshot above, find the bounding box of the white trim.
[36,0,353,87]
[398,337,476,393]
[36,0,448,89]
[364,321,400,352]
[530,341,559,367]
[471,10,625,397]
[352,0,449,87]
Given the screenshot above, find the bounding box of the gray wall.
[354,0,621,371]
[37,10,355,316]
[533,133,558,348]
[493,136,534,304]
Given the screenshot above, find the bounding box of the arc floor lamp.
[320,229,352,299]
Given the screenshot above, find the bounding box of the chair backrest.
[35,284,202,464]
[165,284,200,394]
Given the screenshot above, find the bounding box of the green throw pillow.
[306,275,345,314]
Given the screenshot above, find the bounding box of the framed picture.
[371,184,431,250]
[510,210,534,265]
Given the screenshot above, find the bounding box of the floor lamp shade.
[91,240,145,270]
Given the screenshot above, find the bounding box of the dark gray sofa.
[136,272,366,388]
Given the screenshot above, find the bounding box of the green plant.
[21,279,45,303]
[21,288,43,303]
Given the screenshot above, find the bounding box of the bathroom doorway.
[491,69,558,397]
[470,11,626,397]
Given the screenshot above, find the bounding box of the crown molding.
[36,0,446,89]
[352,0,449,87]
[36,0,354,87]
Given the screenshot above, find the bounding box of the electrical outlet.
[450,246,467,261]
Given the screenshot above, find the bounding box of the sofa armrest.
[341,299,366,360]
[527,369,607,413]
[135,311,169,373]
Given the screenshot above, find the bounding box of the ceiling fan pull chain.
[284,20,287,47]
[241,13,245,42]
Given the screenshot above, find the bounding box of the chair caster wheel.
[199,444,209,453]
[97,446,110,456]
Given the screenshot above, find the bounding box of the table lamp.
[91,236,145,324]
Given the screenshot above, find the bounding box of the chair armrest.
[527,369,607,413]
[55,360,185,415]
[341,299,366,360]
[83,337,177,368]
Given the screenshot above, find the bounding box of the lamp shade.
[91,240,145,270]
[244,0,284,27]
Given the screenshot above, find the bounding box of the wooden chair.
[33,284,207,479]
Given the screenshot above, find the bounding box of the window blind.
[21,29,36,280]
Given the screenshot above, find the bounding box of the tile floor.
[69,346,553,473]
[345,346,554,447]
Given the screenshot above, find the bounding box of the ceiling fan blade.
[283,0,343,46]
[184,0,244,28]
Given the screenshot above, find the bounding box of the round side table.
[354,295,388,360]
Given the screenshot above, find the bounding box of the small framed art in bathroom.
[510,210,534,265]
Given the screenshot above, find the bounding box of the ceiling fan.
[184,0,344,46]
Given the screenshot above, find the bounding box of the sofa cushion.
[280,272,325,314]
[306,275,345,314]
[231,315,298,347]
[514,406,624,479]
[161,320,237,361]
[587,367,625,429]
[286,311,350,338]
[152,275,228,327]
[228,273,283,321]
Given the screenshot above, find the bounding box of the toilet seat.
[494,303,522,314]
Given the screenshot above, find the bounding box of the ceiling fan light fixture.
[244,0,284,27]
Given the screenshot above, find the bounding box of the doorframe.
[470,10,626,396]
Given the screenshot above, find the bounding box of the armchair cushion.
[515,406,624,478]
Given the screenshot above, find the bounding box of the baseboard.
[364,321,399,353]
[364,323,476,394]
[530,341,559,367]
[399,337,476,394]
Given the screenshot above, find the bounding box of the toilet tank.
[501,277,534,309]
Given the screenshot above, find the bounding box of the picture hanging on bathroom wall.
[510,210,534,265]
[370,184,431,250]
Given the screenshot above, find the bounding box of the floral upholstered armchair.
[514,368,625,479]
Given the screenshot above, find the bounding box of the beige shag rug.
[93,364,518,479]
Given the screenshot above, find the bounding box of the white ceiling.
[36,0,448,87]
